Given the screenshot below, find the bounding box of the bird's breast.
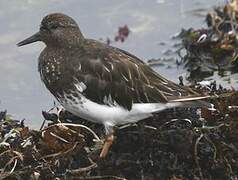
[38,48,79,97]
[39,56,62,85]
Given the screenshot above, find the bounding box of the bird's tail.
[133,96,214,115]
[169,95,213,109]
[181,100,213,109]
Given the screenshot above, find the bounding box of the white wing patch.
[103,94,119,106]
[74,82,87,92]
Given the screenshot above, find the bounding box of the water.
[0,0,231,128]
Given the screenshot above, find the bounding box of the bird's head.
[17,13,84,48]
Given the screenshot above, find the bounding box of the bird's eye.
[50,23,59,29]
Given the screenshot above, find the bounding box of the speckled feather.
[18,13,211,133]
[39,37,201,111]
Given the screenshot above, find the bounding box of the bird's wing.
[73,39,204,110]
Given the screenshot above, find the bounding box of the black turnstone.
[17,13,211,157]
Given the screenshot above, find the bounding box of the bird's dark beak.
[17,32,41,47]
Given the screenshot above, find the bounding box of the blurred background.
[0,0,229,128]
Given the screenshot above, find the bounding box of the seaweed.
[175,0,238,81]
[0,82,237,179]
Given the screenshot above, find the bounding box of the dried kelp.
[176,0,238,81]
[0,82,237,179]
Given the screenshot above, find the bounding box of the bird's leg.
[100,124,114,158]
[100,133,114,158]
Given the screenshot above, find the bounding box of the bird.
[17,13,211,157]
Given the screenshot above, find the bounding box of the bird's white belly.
[60,93,182,127]
[61,94,150,126]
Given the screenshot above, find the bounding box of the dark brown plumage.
[17,13,211,157]
[24,14,200,111]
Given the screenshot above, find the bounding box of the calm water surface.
[0,0,232,128]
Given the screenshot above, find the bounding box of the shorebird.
[17,13,210,157]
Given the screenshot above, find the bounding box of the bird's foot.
[100,134,114,158]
